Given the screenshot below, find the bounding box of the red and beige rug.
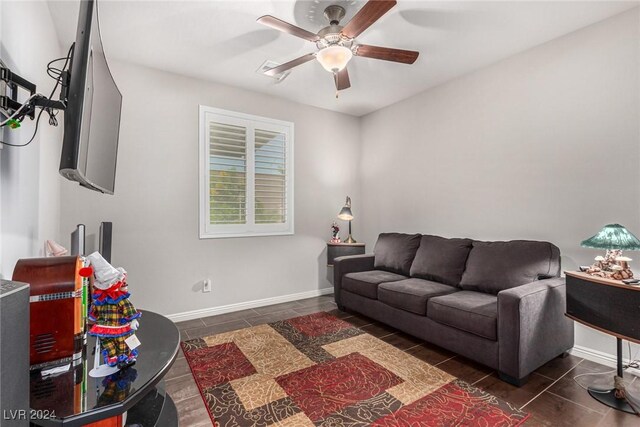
[181,312,529,426]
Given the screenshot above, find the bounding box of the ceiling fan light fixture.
[316,45,353,73]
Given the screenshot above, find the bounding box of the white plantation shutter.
[254,129,287,224]
[200,107,294,238]
[209,122,247,224]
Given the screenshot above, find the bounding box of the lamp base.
[588,388,636,414]
[344,235,357,244]
[585,249,635,281]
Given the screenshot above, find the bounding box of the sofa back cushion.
[374,233,422,275]
[409,235,473,286]
[459,240,561,294]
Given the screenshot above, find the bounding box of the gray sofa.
[333,233,574,386]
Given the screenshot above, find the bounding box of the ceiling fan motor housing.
[317,5,353,50]
[324,5,346,26]
[317,28,352,49]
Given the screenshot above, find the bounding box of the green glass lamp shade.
[580,224,640,251]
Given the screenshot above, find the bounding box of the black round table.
[29,310,180,426]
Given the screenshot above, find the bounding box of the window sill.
[199,230,295,239]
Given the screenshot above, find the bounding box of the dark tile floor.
[167,294,638,426]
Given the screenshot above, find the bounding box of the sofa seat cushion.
[460,240,561,294]
[343,270,407,299]
[410,235,473,286]
[374,233,422,276]
[427,291,498,340]
[378,279,459,315]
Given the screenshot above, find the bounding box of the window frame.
[199,106,294,239]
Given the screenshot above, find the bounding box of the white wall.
[359,9,640,360]
[5,1,637,365]
[59,60,361,316]
[0,1,64,277]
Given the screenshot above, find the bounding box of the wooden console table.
[565,271,640,414]
[29,310,180,426]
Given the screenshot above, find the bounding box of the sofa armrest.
[333,254,375,308]
[498,277,574,380]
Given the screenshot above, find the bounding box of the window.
[199,106,294,238]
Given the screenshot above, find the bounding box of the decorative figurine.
[85,252,141,370]
[586,250,633,280]
[44,239,68,256]
[616,256,632,270]
[611,256,633,280]
[330,221,341,243]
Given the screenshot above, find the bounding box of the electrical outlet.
[203,279,212,293]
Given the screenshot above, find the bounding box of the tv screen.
[59,0,122,195]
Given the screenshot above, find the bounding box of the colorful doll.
[86,252,141,368]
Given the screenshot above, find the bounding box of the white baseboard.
[570,345,640,377]
[166,287,334,323]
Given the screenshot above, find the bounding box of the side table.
[29,310,180,426]
[327,242,366,266]
[565,271,640,414]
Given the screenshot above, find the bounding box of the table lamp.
[337,196,356,244]
[581,224,640,280]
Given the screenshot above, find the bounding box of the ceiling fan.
[257,0,419,93]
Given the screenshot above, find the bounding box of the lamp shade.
[317,45,353,73]
[580,224,640,250]
[337,196,354,221]
[338,206,353,221]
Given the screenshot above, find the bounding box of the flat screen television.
[59,0,122,194]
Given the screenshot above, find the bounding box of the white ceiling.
[47,0,639,116]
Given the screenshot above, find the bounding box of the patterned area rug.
[181,312,529,426]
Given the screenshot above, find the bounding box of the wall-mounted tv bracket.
[0,65,67,121]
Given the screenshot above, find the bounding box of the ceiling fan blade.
[257,15,320,42]
[334,68,351,91]
[341,0,397,39]
[263,53,316,77]
[354,44,419,64]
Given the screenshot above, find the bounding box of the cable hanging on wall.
[0,44,74,147]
